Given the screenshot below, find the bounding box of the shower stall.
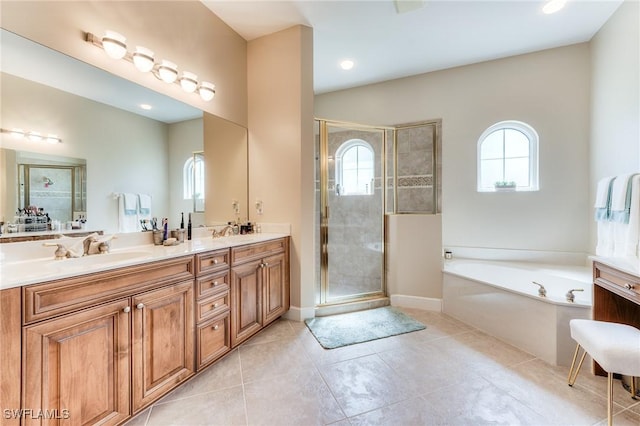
[315,119,441,312]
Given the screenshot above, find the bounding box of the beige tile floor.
[126,308,640,426]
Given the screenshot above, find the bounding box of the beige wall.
[589,0,640,250]
[0,0,247,127]
[248,25,315,318]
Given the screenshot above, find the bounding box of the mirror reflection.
[0,29,248,235]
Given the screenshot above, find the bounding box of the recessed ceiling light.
[542,0,566,15]
[340,59,354,71]
[140,104,152,110]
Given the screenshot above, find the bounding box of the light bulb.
[101,31,127,59]
[340,59,354,70]
[198,81,215,101]
[133,46,154,72]
[157,60,178,84]
[180,71,198,93]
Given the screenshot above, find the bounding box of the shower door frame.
[317,119,391,307]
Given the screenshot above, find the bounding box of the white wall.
[589,0,640,251]
[316,43,592,299]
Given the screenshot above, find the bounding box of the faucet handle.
[565,288,584,303]
[43,242,68,260]
[532,281,547,297]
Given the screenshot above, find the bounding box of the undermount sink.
[40,250,154,270]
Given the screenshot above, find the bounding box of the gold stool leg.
[607,372,614,426]
[568,344,587,386]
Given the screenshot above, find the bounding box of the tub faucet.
[566,288,584,303]
[533,281,547,297]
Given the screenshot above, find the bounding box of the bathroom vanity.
[0,234,289,425]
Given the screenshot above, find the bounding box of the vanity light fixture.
[132,46,155,72]
[198,82,216,101]
[340,59,355,70]
[85,31,216,101]
[1,128,62,144]
[101,31,127,59]
[180,71,198,93]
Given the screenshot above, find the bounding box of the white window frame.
[335,139,375,196]
[183,152,205,200]
[477,120,539,192]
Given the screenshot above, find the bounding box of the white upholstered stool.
[568,319,640,426]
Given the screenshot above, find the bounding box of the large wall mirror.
[0,29,248,235]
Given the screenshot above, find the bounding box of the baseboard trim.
[390,294,442,312]
[283,305,315,321]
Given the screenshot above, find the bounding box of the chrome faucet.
[566,288,584,303]
[533,281,547,297]
[212,225,234,238]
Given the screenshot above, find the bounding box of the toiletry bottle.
[187,213,192,240]
[180,212,185,229]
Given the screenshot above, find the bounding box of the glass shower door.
[318,120,386,305]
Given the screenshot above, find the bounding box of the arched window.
[477,120,539,192]
[335,139,375,195]
[183,153,205,208]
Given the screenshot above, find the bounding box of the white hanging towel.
[613,174,640,258]
[137,193,152,226]
[118,193,139,233]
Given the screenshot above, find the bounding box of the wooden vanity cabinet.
[20,256,195,424]
[230,237,290,346]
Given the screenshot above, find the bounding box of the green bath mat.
[304,306,426,349]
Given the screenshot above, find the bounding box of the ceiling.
[203,0,623,94]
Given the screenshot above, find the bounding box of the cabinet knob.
[123,306,131,313]
[625,283,635,290]
[213,259,219,265]
[213,303,219,308]
[136,303,145,310]
[264,262,269,267]
[213,324,219,330]
[213,281,219,286]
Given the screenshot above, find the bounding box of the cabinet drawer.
[594,262,640,301]
[23,256,194,324]
[197,312,230,370]
[196,271,229,300]
[231,238,286,266]
[195,249,230,275]
[196,292,229,322]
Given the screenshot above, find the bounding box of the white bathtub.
[442,259,593,366]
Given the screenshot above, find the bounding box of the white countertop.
[0,233,288,290]
[590,255,640,278]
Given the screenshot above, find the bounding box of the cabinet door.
[22,299,131,426]
[230,260,263,346]
[132,281,194,412]
[263,252,289,325]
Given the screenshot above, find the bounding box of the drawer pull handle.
[213,324,219,330]
[213,259,219,265]
[625,283,635,290]
[123,306,131,313]
[213,303,219,308]
[136,303,145,310]
[213,281,219,286]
